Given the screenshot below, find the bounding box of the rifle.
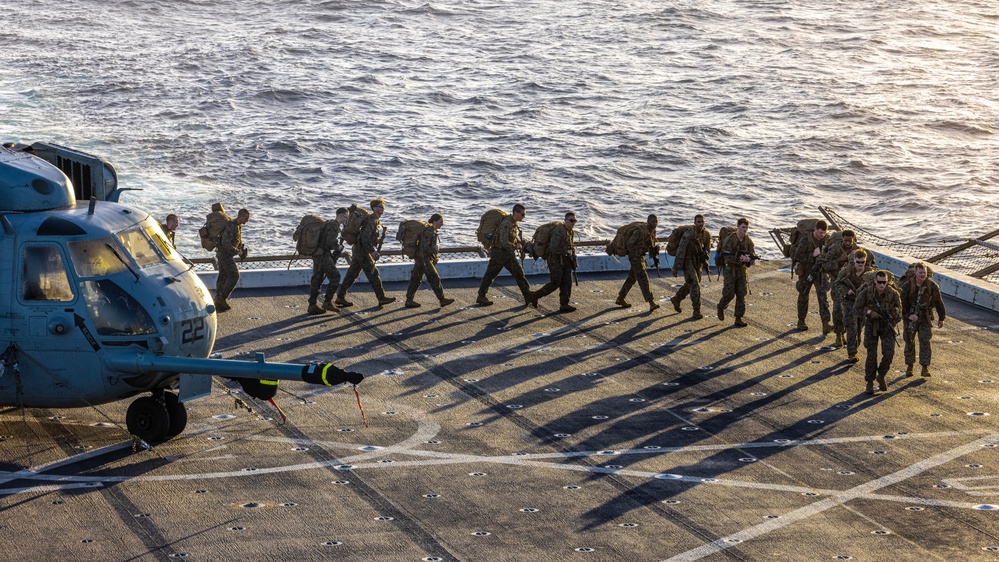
[376,226,388,252]
[650,245,662,278]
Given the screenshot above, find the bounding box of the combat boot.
[796,321,808,331]
[615,296,631,308]
[865,381,875,395]
[716,304,725,321]
[849,354,859,363]
[526,292,539,308]
[876,373,888,392]
[215,299,231,312]
[378,296,397,306]
[834,333,845,347]
[307,303,326,315]
[904,364,914,377]
[649,300,661,312]
[734,317,748,328]
[322,299,336,311]
[334,296,353,307]
[404,299,421,308]
[439,297,455,307]
[921,364,932,377]
[691,309,703,320]
[670,295,682,313]
[822,321,833,335]
[476,295,493,306]
[559,304,577,313]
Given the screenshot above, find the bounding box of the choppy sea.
[2,0,997,256]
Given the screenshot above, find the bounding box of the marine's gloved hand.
[344,371,364,385]
[239,247,248,260]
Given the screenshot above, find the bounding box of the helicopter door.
[9,244,106,406]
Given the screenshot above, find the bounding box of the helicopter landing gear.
[126,391,186,442]
[163,392,188,438]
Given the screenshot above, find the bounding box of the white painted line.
[662,434,999,562]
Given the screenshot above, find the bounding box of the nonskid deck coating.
[1,262,998,561]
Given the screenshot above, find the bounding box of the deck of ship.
[2,261,998,561]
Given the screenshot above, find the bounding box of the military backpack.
[396,219,430,259]
[476,208,509,250]
[528,221,561,260]
[665,225,695,257]
[293,214,326,255]
[713,225,737,272]
[783,217,833,258]
[606,222,648,257]
[198,202,231,252]
[342,204,370,246]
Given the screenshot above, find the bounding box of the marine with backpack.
[531,213,578,312]
[211,206,250,313]
[668,215,712,319]
[403,213,456,309]
[301,208,349,315]
[335,198,396,308]
[612,214,661,313]
[476,204,535,307]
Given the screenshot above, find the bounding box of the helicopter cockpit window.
[144,219,181,263]
[80,279,157,336]
[68,238,128,278]
[116,226,161,267]
[21,245,75,302]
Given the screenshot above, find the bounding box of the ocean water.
[2,0,997,256]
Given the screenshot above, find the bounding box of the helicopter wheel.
[163,392,188,438]
[126,396,170,442]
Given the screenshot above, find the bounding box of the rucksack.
[342,204,370,246]
[198,202,231,252]
[784,218,832,259]
[529,221,561,260]
[714,226,737,272]
[606,222,648,257]
[476,208,509,250]
[293,215,326,255]
[396,219,429,259]
[665,225,694,257]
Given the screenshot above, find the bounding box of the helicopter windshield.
[67,237,128,278]
[145,219,181,262]
[116,226,161,267]
[80,279,157,336]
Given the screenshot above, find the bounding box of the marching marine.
[854,270,902,395]
[336,198,396,307]
[215,208,250,312]
[794,219,832,333]
[670,214,712,320]
[899,262,946,377]
[531,212,578,312]
[716,217,754,327]
[307,207,348,315]
[477,204,535,307]
[615,214,661,312]
[833,249,875,361]
[405,213,456,308]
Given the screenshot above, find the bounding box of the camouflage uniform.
[794,232,830,329]
[337,212,388,301]
[478,215,532,302]
[717,232,755,320]
[854,280,902,386]
[617,224,657,306]
[673,226,712,314]
[834,264,875,357]
[533,224,575,307]
[215,219,242,305]
[309,222,343,306]
[406,225,446,302]
[820,241,871,337]
[900,277,946,369]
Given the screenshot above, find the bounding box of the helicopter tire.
[126,396,170,442]
[163,392,188,438]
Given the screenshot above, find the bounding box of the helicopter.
[0,142,362,443]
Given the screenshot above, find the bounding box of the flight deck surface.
[2,262,998,561]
